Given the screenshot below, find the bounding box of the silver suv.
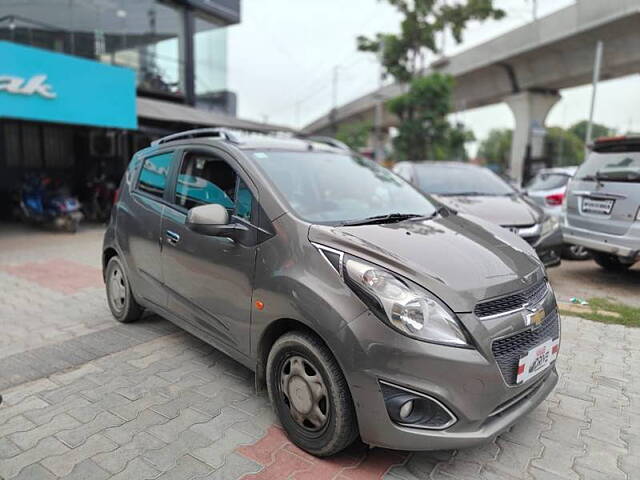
[103,129,559,456]
[563,136,640,271]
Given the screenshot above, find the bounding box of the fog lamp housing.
[380,380,457,430]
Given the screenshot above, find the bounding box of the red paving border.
[0,258,103,294]
[236,426,407,480]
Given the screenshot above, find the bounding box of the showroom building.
[0,0,286,218]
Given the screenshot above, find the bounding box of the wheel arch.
[255,318,338,393]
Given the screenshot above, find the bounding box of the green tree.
[546,127,585,166]
[568,120,614,143]
[478,128,512,169]
[335,121,372,151]
[357,0,504,160]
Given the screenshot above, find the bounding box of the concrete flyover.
[303,0,640,183]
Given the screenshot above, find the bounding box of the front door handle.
[165,230,180,245]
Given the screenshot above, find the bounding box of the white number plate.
[582,197,614,215]
[516,338,559,384]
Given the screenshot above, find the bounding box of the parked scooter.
[16,175,84,232]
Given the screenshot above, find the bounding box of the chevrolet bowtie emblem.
[525,306,545,327]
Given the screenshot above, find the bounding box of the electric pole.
[374,41,385,163]
[586,41,604,150]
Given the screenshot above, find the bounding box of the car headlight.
[540,215,559,237]
[343,256,469,347]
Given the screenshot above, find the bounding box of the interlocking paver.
[0,437,69,479]
[147,407,211,443]
[103,409,169,445]
[55,411,125,448]
[10,413,81,450]
[93,432,167,474]
[40,434,118,477]
[1,228,639,480]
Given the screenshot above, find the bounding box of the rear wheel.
[266,331,358,457]
[105,256,143,322]
[591,252,633,272]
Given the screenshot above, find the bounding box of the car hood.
[308,213,544,313]
[432,194,542,227]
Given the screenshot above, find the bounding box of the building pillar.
[505,90,560,185]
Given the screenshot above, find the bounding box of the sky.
[226,0,640,152]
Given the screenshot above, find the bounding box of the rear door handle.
[165,230,180,245]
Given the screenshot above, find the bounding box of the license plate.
[516,338,559,384]
[582,197,614,215]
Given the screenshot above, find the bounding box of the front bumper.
[527,228,563,268]
[562,223,639,260]
[339,299,560,450]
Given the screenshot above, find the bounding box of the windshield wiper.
[340,213,427,226]
[438,191,498,196]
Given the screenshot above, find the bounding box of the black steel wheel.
[105,256,142,323]
[266,331,358,457]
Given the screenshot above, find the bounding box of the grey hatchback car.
[103,129,559,456]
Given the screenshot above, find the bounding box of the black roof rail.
[151,128,239,146]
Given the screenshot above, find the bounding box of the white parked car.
[525,167,589,260]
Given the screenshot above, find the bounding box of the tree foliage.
[357,0,505,82]
[335,121,372,151]
[545,127,586,167]
[357,0,503,160]
[568,120,614,143]
[478,128,512,169]
[388,74,473,160]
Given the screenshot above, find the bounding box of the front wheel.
[562,244,591,260]
[266,331,358,457]
[105,256,143,323]
[591,251,633,272]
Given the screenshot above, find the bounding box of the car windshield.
[251,151,437,224]
[415,164,515,195]
[526,173,571,191]
[576,151,640,182]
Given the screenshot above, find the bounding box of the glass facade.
[0,0,232,101]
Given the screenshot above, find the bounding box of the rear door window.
[526,173,570,191]
[138,152,173,198]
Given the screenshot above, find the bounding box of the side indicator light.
[255,301,264,311]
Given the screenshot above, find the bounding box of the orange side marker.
[255,300,265,311]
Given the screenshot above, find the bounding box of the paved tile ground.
[0,223,639,480]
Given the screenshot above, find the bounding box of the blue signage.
[0,41,137,129]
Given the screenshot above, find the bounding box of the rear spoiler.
[591,136,640,152]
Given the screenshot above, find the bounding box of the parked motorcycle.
[15,175,84,232]
[83,173,117,222]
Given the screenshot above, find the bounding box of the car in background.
[393,161,563,268]
[525,167,590,260]
[562,136,640,271]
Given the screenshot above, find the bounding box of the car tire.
[105,256,143,323]
[562,244,591,261]
[591,252,633,272]
[266,331,358,457]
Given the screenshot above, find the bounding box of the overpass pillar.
[505,90,560,185]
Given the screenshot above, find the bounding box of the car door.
[119,150,175,308]
[160,147,258,357]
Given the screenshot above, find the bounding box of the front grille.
[474,280,548,318]
[491,310,559,385]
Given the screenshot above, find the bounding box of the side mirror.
[186,204,248,239]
